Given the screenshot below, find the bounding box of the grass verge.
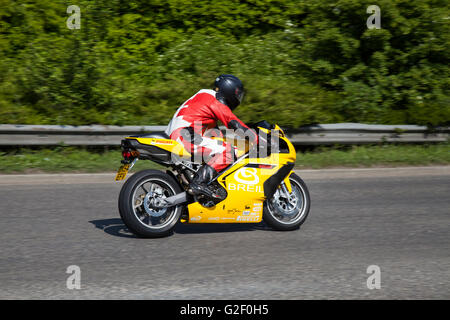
[0,143,448,174]
[0,147,163,174]
[295,143,450,169]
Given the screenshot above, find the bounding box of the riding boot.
[189,164,221,199]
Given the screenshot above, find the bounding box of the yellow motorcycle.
[115,121,310,238]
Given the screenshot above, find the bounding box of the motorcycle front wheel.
[263,173,311,231]
[118,169,184,238]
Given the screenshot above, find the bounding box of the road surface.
[0,166,449,299]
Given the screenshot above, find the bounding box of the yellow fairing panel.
[187,138,296,223]
[126,132,297,224]
[187,159,267,223]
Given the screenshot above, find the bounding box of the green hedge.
[0,0,448,127]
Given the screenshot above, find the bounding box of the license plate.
[115,164,130,181]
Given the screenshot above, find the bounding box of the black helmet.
[214,74,245,110]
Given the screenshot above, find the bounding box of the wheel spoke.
[268,179,307,224]
[131,178,177,230]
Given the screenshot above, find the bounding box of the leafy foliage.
[0,0,448,127]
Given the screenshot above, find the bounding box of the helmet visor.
[236,89,245,104]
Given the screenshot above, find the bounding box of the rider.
[165,74,258,198]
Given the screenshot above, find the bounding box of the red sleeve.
[210,99,248,130]
[209,99,258,144]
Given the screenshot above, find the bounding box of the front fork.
[276,174,294,203]
[281,172,293,194]
[274,172,293,201]
[280,182,290,196]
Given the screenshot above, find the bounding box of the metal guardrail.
[0,123,448,146]
[286,123,449,145]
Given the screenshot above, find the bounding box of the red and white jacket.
[165,89,257,171]
[165,89,256,145]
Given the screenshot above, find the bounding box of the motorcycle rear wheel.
[263,173,310,231]
[118,169,184,238]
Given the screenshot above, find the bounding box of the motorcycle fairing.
[124,124,296,224]
[186,131,296,223]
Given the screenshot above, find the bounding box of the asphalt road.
[0,167,449,299]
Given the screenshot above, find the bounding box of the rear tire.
[263,173,310,231]
[118,169,184,238]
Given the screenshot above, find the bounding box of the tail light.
[121,149,139,163]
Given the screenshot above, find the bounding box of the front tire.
[118,169,184,238]
[263,173,310,231]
